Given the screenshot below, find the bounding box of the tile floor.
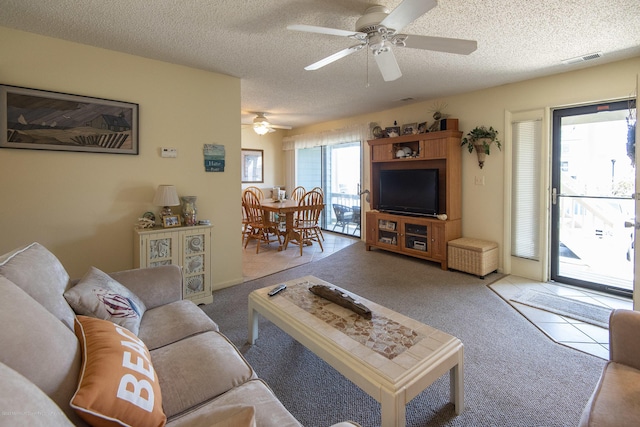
[244,232,634,360]
[242,231,360,282]
[490,275,633,359]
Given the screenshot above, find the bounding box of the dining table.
[260,198,322,251]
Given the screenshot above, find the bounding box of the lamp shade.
[152,185,180,207]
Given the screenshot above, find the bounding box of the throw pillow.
[64,266,146,335]
[71,315,166,427]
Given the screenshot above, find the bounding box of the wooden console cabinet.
[366,130,462,269]
[134,224,213,305]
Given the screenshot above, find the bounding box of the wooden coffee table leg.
[248,300,259,345]
[380,389,406,427]
[450,347,465,414]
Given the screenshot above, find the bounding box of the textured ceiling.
[1,0,639,129]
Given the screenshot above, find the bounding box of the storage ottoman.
[448,238,498,279]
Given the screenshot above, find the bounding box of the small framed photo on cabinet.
[162,215,181,228]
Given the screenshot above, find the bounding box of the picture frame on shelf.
[0,84,139,155]
[385,126,400,138]
[402,123,417,135]
[162,215,181,228]
[241,148,264,183]
[418,122,428,133]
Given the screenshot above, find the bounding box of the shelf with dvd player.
[365,130,462,269]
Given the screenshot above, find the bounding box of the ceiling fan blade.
[287,24,365,39]
[305,44,365,70]
[373,48,402,82]
[270,124,293,130]
[380,0,437,31]
[402,34,477,55]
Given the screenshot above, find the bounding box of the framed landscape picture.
[0,84,139,154]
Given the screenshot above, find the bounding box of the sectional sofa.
[0,242,359,427]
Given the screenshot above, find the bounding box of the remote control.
[268,284,286,297]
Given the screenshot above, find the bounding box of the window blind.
[512,119,542,260]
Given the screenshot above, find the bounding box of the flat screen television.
[378,168,439,216]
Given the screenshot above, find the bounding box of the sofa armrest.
[609,309,640,370]
[109,265,183,310]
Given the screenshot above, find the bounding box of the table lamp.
[153,185,180,219]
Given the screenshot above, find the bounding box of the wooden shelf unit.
[366,130,462,269]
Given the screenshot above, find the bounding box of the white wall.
[0,27,243,288]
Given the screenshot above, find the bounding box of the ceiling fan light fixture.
[253,124,270,135]
[253,113,271,135]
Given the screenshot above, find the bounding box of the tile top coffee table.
[248,275,464,427]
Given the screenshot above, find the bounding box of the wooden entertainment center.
[365,130,462,269]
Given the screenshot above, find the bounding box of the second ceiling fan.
[287,0,477,82]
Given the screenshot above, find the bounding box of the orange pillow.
[71,315,166,427]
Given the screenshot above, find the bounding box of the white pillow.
[64,267,146,335]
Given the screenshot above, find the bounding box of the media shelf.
[366,130,462,269]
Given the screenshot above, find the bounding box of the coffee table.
[248,275,464,427]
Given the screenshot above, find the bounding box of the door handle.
[551,187,557,205]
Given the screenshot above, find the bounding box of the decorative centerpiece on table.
[461,125,501,169]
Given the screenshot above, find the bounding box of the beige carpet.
[203,242,604,427]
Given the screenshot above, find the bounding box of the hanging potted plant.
[626,101,636,166]
[461,126,502,168]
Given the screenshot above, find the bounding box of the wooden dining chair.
[290,186,306,201]
[241,187,263,243]
[311,186,324,199]
[243,186,264,200]
[286,190,324,256]
[242,190,281,253]
[308,188,325,241]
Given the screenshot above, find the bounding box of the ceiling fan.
[287,0,477,82]
[246,113,292,135]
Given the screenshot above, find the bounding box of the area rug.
[511,289,612,328]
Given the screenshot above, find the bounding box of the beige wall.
[290,57,640,277]
[2,24,635,289]
[241,126,285,195]
[0,27,243,288]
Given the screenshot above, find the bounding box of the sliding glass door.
[296,141,362,237]
[551,100,636,297]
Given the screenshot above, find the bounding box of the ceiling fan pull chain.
[366,48,370,88]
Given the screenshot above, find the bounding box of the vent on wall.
[561,51,603,65]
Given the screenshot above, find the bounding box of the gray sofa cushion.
[0,242,76,329]
[139,299,219,351]
[151,331,257,418]
[166,379,302,427]
[109,265,183,310]
[0,276,85,426]
[0,362,75,427]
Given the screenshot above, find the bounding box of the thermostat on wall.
[161,147,178,158]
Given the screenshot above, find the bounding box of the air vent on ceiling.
[561,52,603,65]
